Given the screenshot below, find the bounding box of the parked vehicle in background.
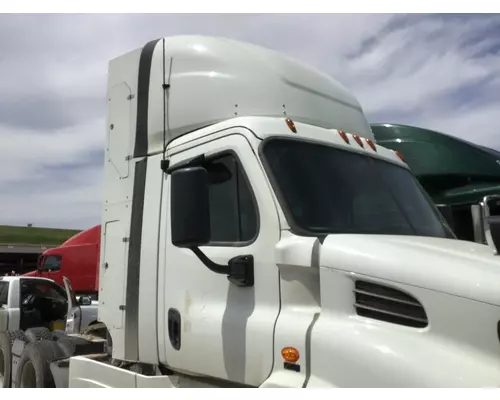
[0,276,98,387]
[23,225,100,300]
[371,123,500,245]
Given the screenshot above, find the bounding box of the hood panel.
[320,234,500,305]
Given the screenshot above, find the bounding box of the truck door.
[63,277,81,334]
[161,133,281,387]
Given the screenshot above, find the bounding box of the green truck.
[371,123,500,245]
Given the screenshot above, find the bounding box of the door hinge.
[119,305,126,311]
[122,237,129,243]
[127,94,135,100]
[125,155,132,161]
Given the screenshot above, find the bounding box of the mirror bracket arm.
[190,247,229,275]
[190,248,254,287]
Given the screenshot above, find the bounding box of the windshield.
[261,138,452,238]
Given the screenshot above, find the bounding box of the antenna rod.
[162,38,166,161]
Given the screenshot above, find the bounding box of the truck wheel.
[0,330,28,388]
[14,340,64,388]
[0,332,11,388]
[24,327,52,343]
[11,330,28,343]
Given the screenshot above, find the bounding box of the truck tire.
[24,327,52,344]
[0,330,28,388]
[14,340,64,388]
[0,332,11,388]
[10,330,28,343]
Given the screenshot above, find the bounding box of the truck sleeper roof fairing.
[56,225,100,248]
[107,35,374,161]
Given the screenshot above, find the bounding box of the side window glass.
[0,282,8,306]
[205,154,258,243]
[33,282,67,303]
[43,255,62,271]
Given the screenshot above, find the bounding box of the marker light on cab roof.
[338,129,350,144]
[285,118,297,133]
[352,134,364,148]
[365,138,377,152]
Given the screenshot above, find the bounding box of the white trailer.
[7,35,500,388]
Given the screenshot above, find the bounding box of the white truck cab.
[10,35,500,388]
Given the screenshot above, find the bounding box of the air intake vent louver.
[354,281,428,328]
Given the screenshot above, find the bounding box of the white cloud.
[0,13,499,229]
[0,119,104,183]
[345,16,500,117]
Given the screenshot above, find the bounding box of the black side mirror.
[78,296,92,306]
[36,255,43,272]
[171,166,211,248]
[483,195,500,255]
[167,159,254,287]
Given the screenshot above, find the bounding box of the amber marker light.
[366,138,377,151]
[285,118,297,133]
[353,134,364,148]
[281,347,300,363]
[395,151,405,162]
[338,130,350,144]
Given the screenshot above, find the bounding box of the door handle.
[168,308,181,351]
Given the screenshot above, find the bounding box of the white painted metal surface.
[71,35,500,389]
[69,356,178,388]
[161,133,281,385]
[107,35,373,160]
[99,212,130,360]
[92,116,500,387]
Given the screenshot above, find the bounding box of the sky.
[0,13,499,230]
